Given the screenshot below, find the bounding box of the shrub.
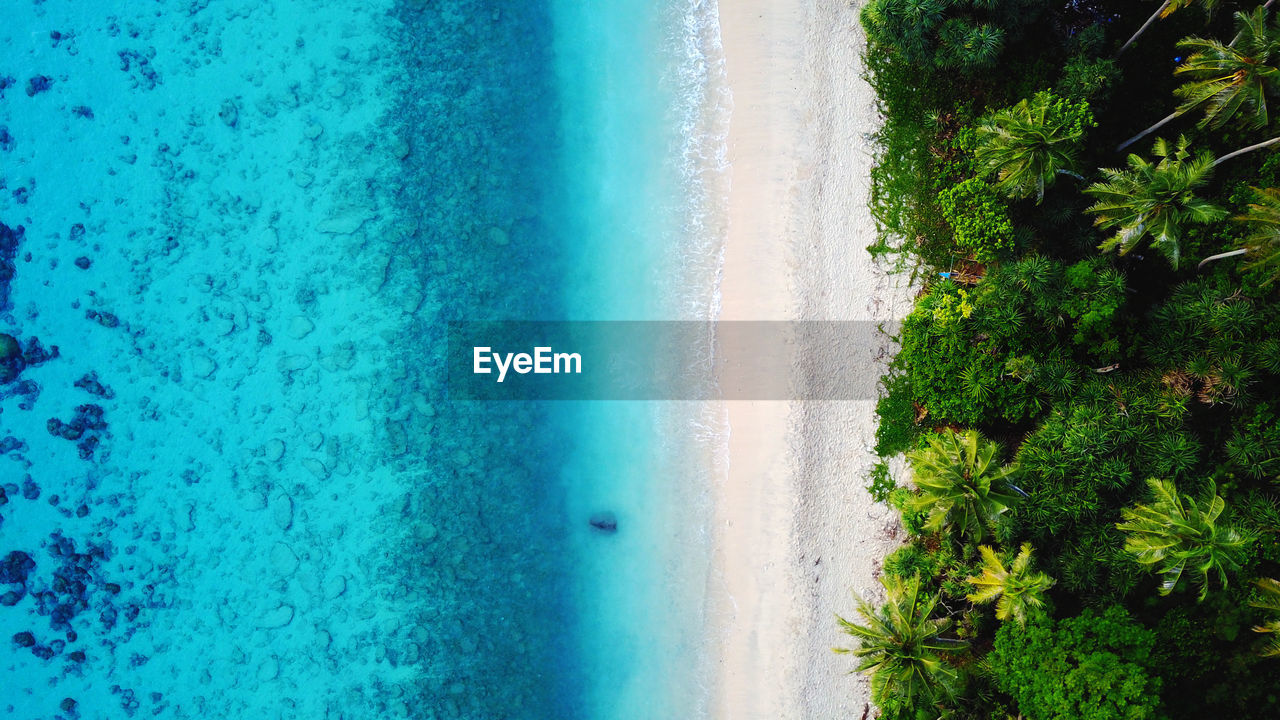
[876,371,922,456]
[1225,402,1280,482]
[938,178,1016,261]
[1144,277,1280,406]
[1061,258,1127,357]
[1057,55,1121,103]
[990,606,1164,720]
[868,461,897,504]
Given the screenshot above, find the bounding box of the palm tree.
[975,92,1092,202]
[966,543,1056,625]
[1251,577,1280,657]
[1085,136,1227,268]
[1119,8,1280,151]
[1231,186,1280,284]
[1116,478,1252,601]
[1117,0,1221,56]
[905,430,1022,542]
[835,574,967,706]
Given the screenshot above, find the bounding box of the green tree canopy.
[1117,478,1252,600]
[835,574,967,711]
[974,91,1095,202]
[905,430,1022,542]
[990,606,1164,720]
[966,543,1055,625]
[1236,186,1280,287]
[1252,577,1280,657]
[1175,8,1280,131]
[1085,136,1227,267]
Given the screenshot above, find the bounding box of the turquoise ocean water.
[1,1,726,718]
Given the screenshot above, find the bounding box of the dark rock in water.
[0,333,20,380]
[21,478,39,500]
[47,404,107,459]
[589,511,618,533]
[75,504,89,518]
[72,105,93,120]
[74,372,113,398]
[22,337,57,366]
[0,75,13,99]
[0,436,25,454]
[0,222,20,311]
[26,75,52,96]
[86,309,119,328]
[13,631,35,647]
[218,98,239,128]
[1,590,22,606]
[69,223,86,243]
[0,550,35,585]
[32,644,54,660]
[60,698,77,712]
[68,650,86,663]
[0,126,13,152]
[74,256,91,269]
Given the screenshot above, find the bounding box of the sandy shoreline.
[712,1,914,717]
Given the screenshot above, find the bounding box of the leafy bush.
[860,0,1045,72]
[1058,55,1121,102]
[938,178,1016,261]
[1061,258,1127,357]
[1226,402,1280,482]
[897,281,1035,425]
[1013,377,1198,596]
[974,90,1095,202]
[990,606,1164,720]
[1144,277,1280,406]
[868,461,897,504]
[876,371,922,456]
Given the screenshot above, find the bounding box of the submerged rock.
[589,512,618,534]
[0,333,21,383]
[0,550,35,585]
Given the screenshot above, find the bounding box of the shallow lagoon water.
[1,1,724,718]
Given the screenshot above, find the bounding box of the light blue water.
[0,1,725,719]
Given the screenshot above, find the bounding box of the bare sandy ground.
[712,1,916,717]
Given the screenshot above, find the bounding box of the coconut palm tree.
[835,574,968,706]
[1119,8,1280,151]
[1116,478,1252,601]
[1117,0,1222,56]
[975,92,1093,202]
[1228,186,1280,284]
[905,430,1022,542]
[1251,577,1280,657]
[1085,136,1227,267]
[966,543,1056,625]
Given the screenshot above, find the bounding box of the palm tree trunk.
[1117,0,1174,56]
[1197,248,1250,271]
[1118,109,1182,152]
[1214,135,1280,166]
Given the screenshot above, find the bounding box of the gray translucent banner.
[447,321,895,400]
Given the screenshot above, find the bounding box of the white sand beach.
[713,0,915,717]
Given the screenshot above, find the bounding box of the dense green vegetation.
[848,2,1280,718]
